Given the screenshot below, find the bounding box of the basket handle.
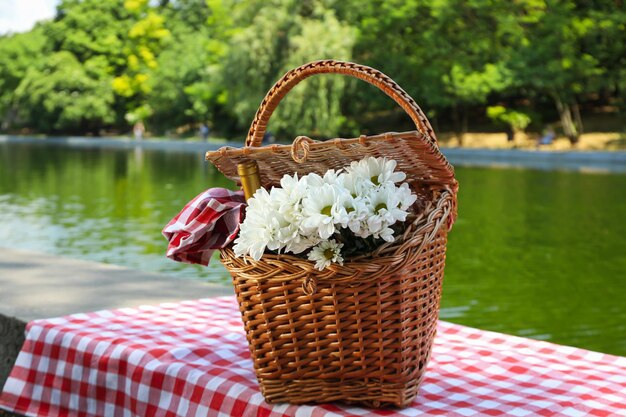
[245,60,438,148]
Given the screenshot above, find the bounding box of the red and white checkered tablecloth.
[1,296,625,417]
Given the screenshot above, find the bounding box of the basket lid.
[205,131,457,195]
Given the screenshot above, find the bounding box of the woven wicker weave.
[205,60,458,408]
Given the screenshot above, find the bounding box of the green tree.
[31,0,134,132]
[583,3,626,111]
[274,8,356,138]
[0,0,623,139]
[146,31,210,132]
[46,0,131,68]
[506,0,623,144]
[487,105,532,142]
[112,0,171,125]
[219,0,355,139]
[185,0,262,133]
[14,51,115,133]
[145,0,228,133]
[0,28,46,131]
[338,0,516,143]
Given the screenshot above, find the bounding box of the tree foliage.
[219,1,355,138]
[0,0,622,142]
[14,51,115,133]
[0,28,46,130]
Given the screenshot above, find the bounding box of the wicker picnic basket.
[205,60,458,407]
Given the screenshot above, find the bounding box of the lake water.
[1,142,625,356]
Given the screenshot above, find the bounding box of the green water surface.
[1,142,625,356]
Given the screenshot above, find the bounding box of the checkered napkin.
[1,296,625,417]
[162,188,245,266]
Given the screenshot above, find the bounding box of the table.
[1,296,625,417]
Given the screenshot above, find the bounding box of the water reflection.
[0,142,235,282]
[443,166,626,355]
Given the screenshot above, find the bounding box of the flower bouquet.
[234,157,417,270]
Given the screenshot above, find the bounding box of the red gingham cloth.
[162,188,245,266]
[1,296,625,417]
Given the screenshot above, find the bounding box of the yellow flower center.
[375,203,387,212]
[323,248,335,259]
[321,205,332,216]
[371,175,380,185]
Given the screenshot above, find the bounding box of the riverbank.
[2,134,626,172]
[438,131,626,151]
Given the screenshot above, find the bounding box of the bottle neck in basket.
[237,160,262,201]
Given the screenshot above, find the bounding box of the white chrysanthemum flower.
[233,227,267,260]
[307,239,344,270]
[341,171,372,198]
[347,156,406,186]
[234,188,290,260]
[279,173,308,200]
[365,184,411,235]
[322,169,344,186]
[378,227,395,242]
[397,182,418,210]
[301,183,345,239]
[272,189,301,227]
[284,233,321,254]
[306,170,344,188]
[275,221,300,250]
[304,172,323,188]
[271,174,306,223]
[336,194,369,235]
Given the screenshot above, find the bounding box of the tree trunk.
[452,103,465,146]
[552,92,579,145]
[462,106,468,143]
[1,107,18,132]
[431,112,439,134]
[572,101,584,136]
[506,125,515,142]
